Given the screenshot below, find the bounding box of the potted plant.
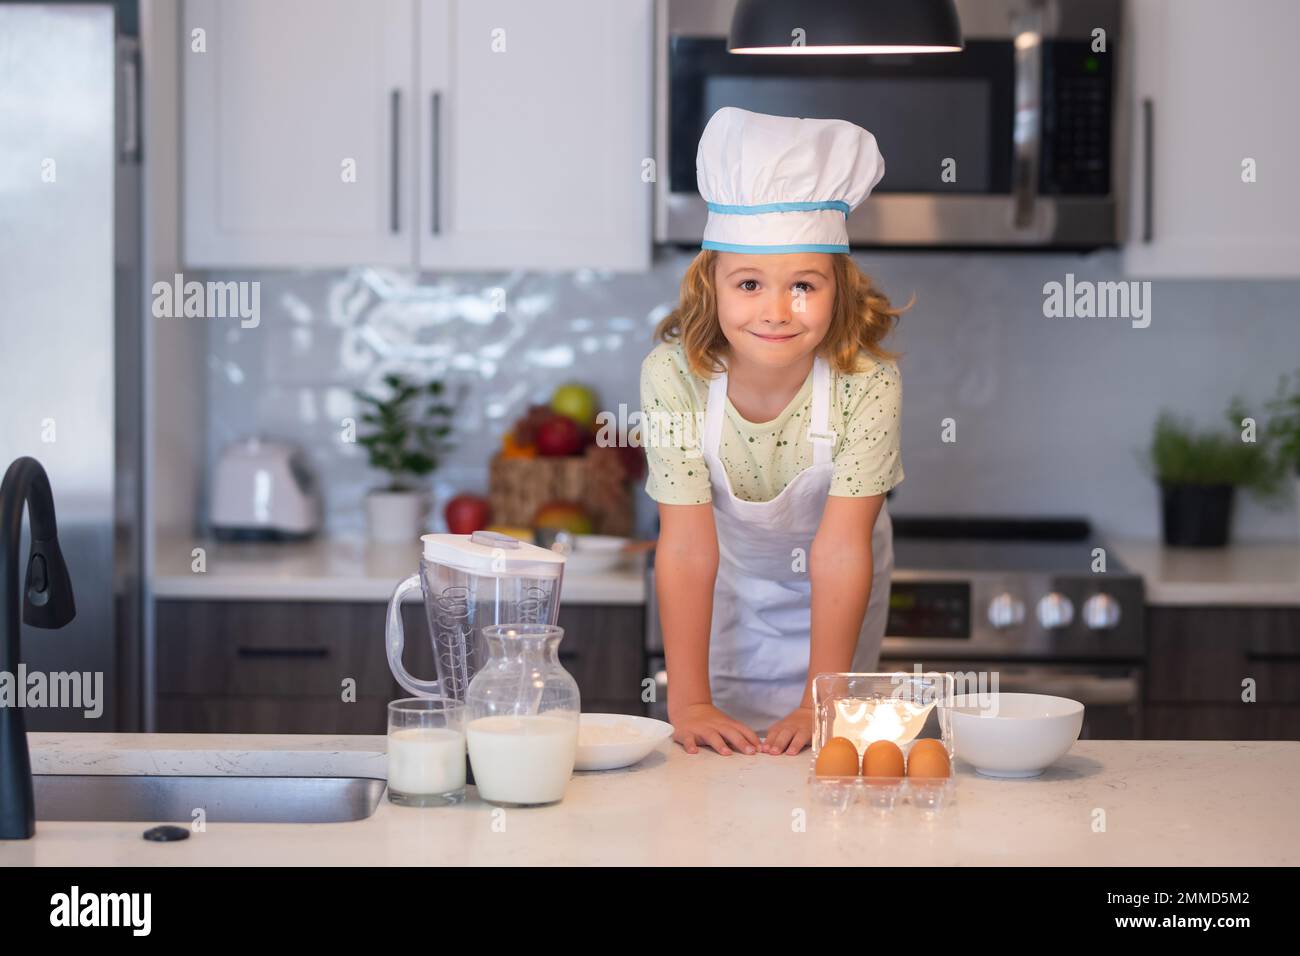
[1264,370,1300,537]
[1145,399,1284,547]
[355,373,455,542]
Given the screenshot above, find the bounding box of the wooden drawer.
[155,600,648,733]
[156,601,404,700]
[1146,607,1300,704]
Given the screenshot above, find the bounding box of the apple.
[533,501,593,535]
[444,494,492,535]
[535,414,586,457]
[550,383,599,432]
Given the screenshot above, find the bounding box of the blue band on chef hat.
[705,200,851,216]
[701,240,850,253]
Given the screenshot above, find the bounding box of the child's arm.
[657,501,761,756]
[809,493,884,676]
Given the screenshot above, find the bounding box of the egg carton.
[807,768,957,815]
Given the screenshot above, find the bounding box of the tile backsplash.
[204,248,1300,541]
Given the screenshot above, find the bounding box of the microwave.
[656,0,1128,250]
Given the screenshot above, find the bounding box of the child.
[642,107,906,757]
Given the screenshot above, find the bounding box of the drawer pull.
[1245,650,1300,663]
[237,647,329,660]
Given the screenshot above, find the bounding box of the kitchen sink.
[33,774,388,824]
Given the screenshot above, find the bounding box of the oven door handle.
[986,673,1139,706]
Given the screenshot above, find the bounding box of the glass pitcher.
[385,530,565,700]
[465,624,580,807]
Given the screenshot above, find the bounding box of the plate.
[560,535,632,574]
[575,713,673,771]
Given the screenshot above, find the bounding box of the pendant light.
[729,0,964,55]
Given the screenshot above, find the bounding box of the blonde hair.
[655,250,908,378]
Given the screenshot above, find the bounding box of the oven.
[657,0,1128,249]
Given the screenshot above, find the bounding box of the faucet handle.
[23,536,75,629]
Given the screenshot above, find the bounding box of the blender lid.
[422,530,565,576]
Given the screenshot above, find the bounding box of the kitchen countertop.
[152,535,646,605]
[6,733,1298,866]
[150,534,1299,609]
[1109,537,1300,607]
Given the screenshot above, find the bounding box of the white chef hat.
[696,106,885,254]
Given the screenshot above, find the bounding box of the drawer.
[1146,607,1300,703]
[156,600,403,699]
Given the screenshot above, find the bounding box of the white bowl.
[561,535,631,574]
[950,693,1084,778]
[575,713,673,771]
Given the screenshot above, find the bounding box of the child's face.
[713,252,836,370]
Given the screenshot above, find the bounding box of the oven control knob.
[1082,593,1122,630]
[987,593,1025,629]
[1036,592,1075,629]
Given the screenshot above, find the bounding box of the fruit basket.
[488,446,634,536]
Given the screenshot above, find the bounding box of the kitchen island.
[3,733,1297,866]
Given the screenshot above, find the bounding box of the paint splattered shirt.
[639,342,904,505]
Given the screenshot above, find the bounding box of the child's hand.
[670,703,762,755]
[761,705,814,755]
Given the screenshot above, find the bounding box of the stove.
[882,516,1146,738]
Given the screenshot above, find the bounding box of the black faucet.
[0,457,76,840]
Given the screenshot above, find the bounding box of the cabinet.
[1123,0,1300,277]
[1142,606,1300,740]
[182,0,416,267]
[182,0,651,271]
[155,600,647,734]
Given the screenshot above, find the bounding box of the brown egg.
[862,740,905,778]
[909,738,949,761]
[814,737,860,777]
[906,742,952,779]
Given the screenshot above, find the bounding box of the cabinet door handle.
[237,646,329,660]
[1245,650,1300,663]
[1142,97,1154,243]
[431,91,441,235]
[389,89,401,233]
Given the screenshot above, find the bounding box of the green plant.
[355,373,455,491]
[1144,399,1285,503]
[1264,370,1300,476]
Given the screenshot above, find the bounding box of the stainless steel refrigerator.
[0,2,144,731]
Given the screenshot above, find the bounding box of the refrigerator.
[0,2,144,731]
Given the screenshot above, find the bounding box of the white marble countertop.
[6,733,1298,866]
[152,535,646,605]
[1109,538,1300,607]
[150,534,1300,609]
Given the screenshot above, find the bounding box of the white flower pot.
[366,490,427,543]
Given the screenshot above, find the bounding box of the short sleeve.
[830,358,904,497]
[639,345,712,505]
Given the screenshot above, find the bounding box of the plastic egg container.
[807,671,957,816]
[807,752,957,817]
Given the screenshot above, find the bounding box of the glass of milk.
[386,697,467,806]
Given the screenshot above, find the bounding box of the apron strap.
[808,357,835,466]
[704,368,728,459]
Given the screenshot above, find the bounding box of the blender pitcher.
[385,530,566,700]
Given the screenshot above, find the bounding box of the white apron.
[701,356,894,732]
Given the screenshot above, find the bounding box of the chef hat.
[696,106,885,254]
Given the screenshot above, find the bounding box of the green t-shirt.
[639,342,904,505]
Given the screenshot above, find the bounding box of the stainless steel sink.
[33,774,387,824]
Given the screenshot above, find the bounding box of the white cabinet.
[1124,0,1300,277]
[183,0,416,267]
[182,0,651,272]
[418,0,651,271]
